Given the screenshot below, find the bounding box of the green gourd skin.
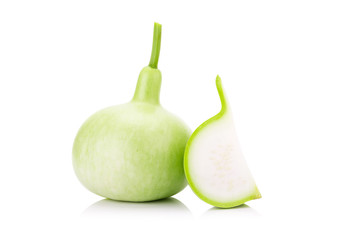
[72,23,191,202]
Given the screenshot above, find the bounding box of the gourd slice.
[184,76,261,208]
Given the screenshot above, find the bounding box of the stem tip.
[149,22,162,69]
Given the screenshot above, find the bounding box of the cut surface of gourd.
[184,76,261,208]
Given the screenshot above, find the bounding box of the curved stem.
[216,75,228,114]
[148,22,162,69]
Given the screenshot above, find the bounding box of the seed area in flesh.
[189,126,255,202]
[209,143,249,192]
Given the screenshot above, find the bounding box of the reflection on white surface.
[203,204,260,218]
[82,197,192,219]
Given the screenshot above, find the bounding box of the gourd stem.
[148,23,162,69]
[216,75,228,113]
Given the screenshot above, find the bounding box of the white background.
[1,0,359,239]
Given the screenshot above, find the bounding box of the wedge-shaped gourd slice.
[184,76,261,208]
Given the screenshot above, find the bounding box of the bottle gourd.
[72,23,191,202]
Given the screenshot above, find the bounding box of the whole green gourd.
[72,23,191,201]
